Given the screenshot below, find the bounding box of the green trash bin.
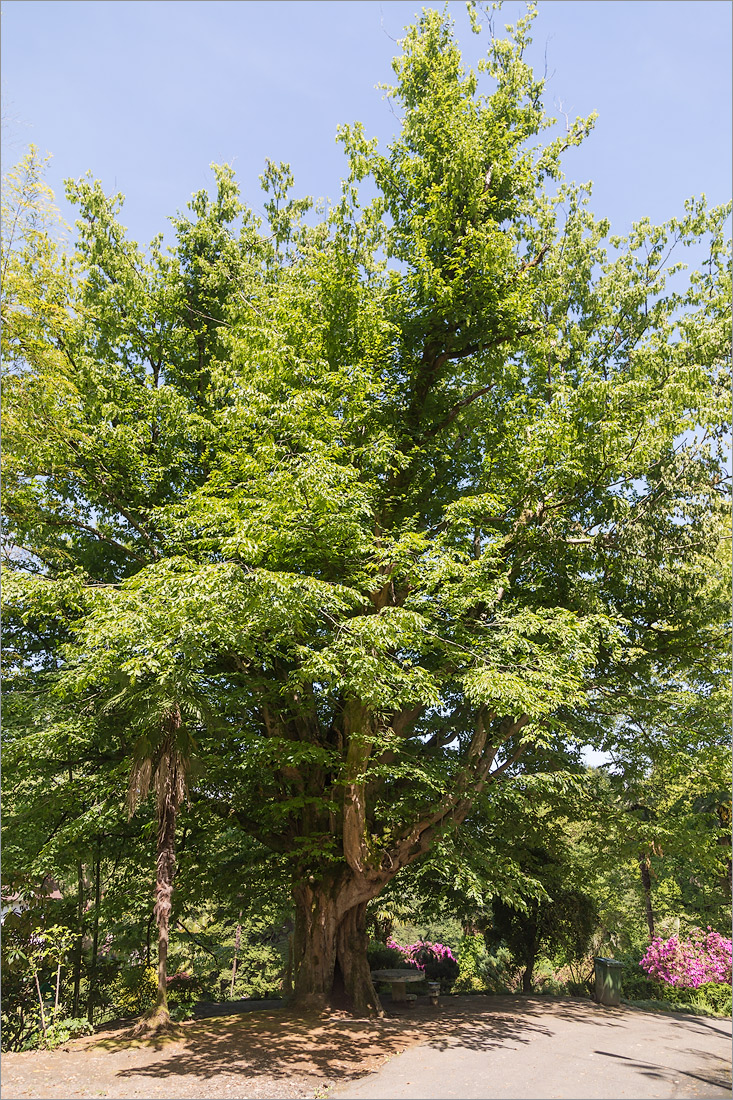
[594,957,624,1006]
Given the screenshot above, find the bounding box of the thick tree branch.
[10,510,151,566]
[419,383,495,441]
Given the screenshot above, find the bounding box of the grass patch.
[622,997,729,1019]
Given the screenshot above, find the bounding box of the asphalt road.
[330,996,732,1100]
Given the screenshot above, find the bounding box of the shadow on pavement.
[595,1046,732,1093]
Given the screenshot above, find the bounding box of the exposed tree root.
[129,1005,181,1039]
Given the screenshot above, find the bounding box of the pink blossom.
[386,936,457,971]
[640,929,732,990]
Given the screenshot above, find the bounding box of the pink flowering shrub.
[640,929,732,989]
[386,937,459,987]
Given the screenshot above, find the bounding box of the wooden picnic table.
[370,967,424,1003]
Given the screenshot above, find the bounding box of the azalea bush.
[386,937,459,990]
[640,930,732,989]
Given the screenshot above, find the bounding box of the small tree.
[487,848,598,992]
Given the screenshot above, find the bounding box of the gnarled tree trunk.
[336,902,382,1017]
[246,706,529,1018]
[291,877,383,1017]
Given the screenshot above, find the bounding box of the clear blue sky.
[2,0,730,250]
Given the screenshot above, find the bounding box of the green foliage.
[366,941,405,971]
[623,981,732,1019]
[110,965,158,1018]
[2,5,730,1010]
[40,1016,94,1049]
[464,942,520,995]
[390,916,464,955]
[454,933,490,992]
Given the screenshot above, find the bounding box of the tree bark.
[72,861,84,1019]
[86,843,101,1025]
[639,855,655,941]
[145,909,154,967]
[290,879,383,1017]
[336,902,383,1017]
[150,771,177,1025]
[132,710,184,1036]
[522,958,535,993]
[522,928,538,993]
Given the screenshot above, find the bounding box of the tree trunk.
[151,782,177,1026]
[72,861,84,1018]
[86,844,101,1025]
[132,747,181,1035]
[522,955,535,993]
[145,909,154,967]
[229,912,242,999]
[336,902,383,1017]
[639,855,655,941]
[290,879,383,1017]
[522,921,538,993]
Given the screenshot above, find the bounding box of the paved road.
[331,997,732,1100]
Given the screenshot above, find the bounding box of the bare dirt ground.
[2,995,731,1100]
[2,999,437,1100]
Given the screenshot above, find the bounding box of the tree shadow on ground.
[419,994,625,1049]
[595,1046,732,1094]
[86,994,732,1091]
[102,998,553,1085]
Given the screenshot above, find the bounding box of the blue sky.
[2,0,731,250]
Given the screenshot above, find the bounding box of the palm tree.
[126,695,198,1034]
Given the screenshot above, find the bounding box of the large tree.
[3,7,730,1017]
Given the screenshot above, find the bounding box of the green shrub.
[366,941,405,971]
[166,970,202,1005]
[535,974,566,995]
[566,979,593,998]
[43,1016,94,1049]
[454,933,489,992]
[624,982,731,1018]
[484,945,519,994]
[110,965,158,1017]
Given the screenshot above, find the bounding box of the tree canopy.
[3,4,730,1020]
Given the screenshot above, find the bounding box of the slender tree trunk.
[86,843,101,1025]
[522,921,538,993]
[133,791,177,1035]
[129,706,189,1037]
[72,861,84,1018]
[639,855,655,941]
[290,878,383,1017]
[151,782,177,1024]
[229,912,242,999]
[284,933,294,996]
[34,971,48,1038]
[133,716,183,1036]
[522,949,537,993]
[145,909,154,967]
